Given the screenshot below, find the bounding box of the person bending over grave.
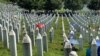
[71,44,79,51]
[69,51,78,56]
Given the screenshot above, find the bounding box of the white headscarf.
[69,51,78,56]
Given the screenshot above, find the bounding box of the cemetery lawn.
[0,17,88,56]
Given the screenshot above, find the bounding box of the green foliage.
[17,0,34,12]
[87,0,100,10]
[64,0,83,11]
[44,0,62,11]
[33,0,45,10]
[17,0,45,11]
[82,0,89,4]
[9,0,17,3]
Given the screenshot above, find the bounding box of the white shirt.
[69,51,78,56]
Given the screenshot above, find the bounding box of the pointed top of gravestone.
[70,30,74,34]
[83,28,85,31]
[36,33,42,39]
[93,29,95,32]
[96,36,99,40]
[49,28,52,32]
[79,34,83,38]
[51,27,54,30]
[88,17,90,19]
[36,27,39,33]
[50,27,54,32]
[9,29,15,36]
[86,30,88,33]
[90,33,93,36]
[36,27,39,30]
[22,33,31,43]
[64,41,72,48]
[91,39,96,45]
[43,32,47,36]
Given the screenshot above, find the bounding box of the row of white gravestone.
[2,26,48,56]
[55,14,59,29]
[21,13,56,56]
[66,13,100,56]
[70,15,96,41]
[64,28,98,56]
[74,14,99,30]
[67,14,100,40]
[66,13,97,55]
[61,16,76,56]
[62,16,65,33]
[66,15,76,32]
[0,17,20,43]
[69,14,89,40]
[0,17,54,56]
[66,16,76,32]
[0,9,55,56]
[22,21,55,56]
[23,14,55,33]
[68,13,100,56]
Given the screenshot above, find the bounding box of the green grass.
[0,16,90,56]
[0,42,10,56]
[43,17,63,56]
[0,17,64,56]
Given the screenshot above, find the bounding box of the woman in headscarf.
[69,51,78,56]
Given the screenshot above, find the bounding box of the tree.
[17,0,34,12]
[33,0,45,10]
[82,0,89,4]
[87,0,100,10]
[9,0,17,3]
[64,0,83,11]
[44,0,62,11]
